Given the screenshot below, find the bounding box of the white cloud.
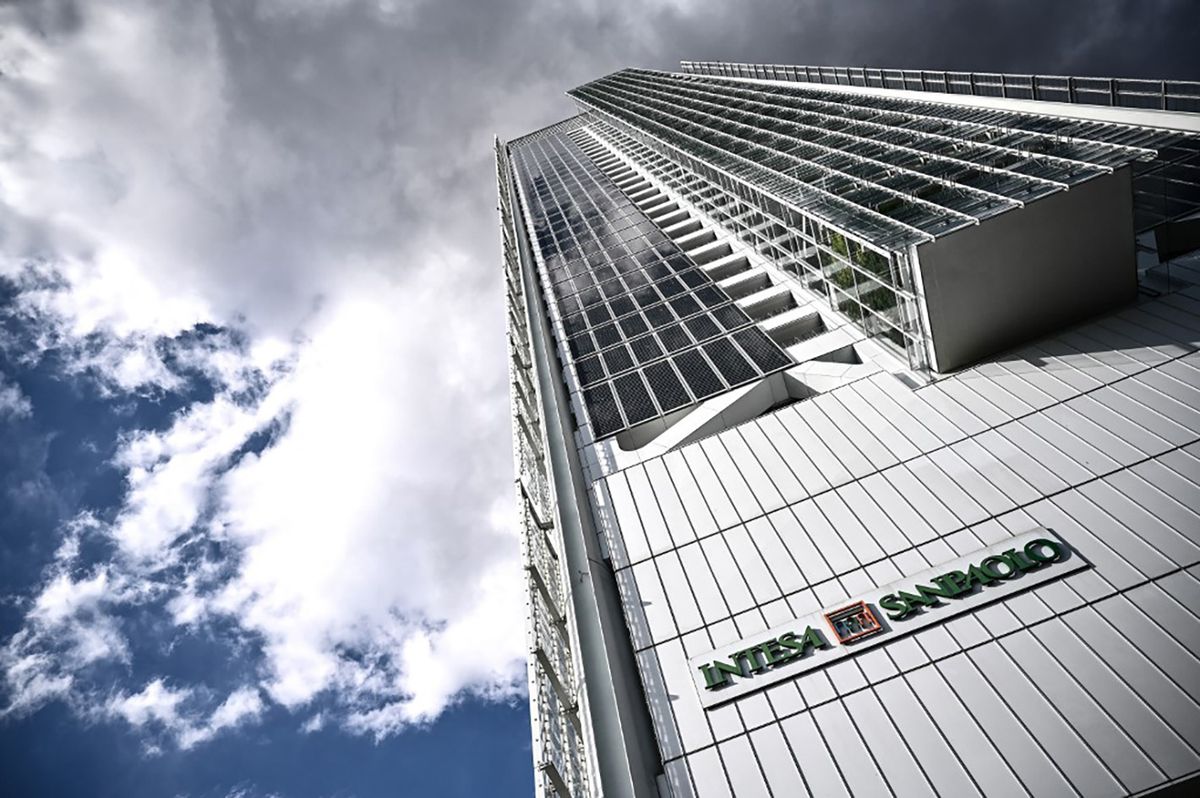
[107,678,192,729]
[0,0,701,752]
[0,372,32,418]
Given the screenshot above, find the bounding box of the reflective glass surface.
[509,119,793,438]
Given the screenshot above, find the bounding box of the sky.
[0,1,1196,796]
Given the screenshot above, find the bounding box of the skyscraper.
[496,62,1200,798]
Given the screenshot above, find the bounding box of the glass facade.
[677,62,1200,236]
[509,119,793,439]
[583,117,927,368]
[498,63,1200,798]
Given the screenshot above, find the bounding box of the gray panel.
[698,438,762,522]
[835,481,912,554]
[935,377,1013,427]
[765,508,836,585]
[717,735,770,796]
[949,436,1042,506]
[935,653,1075,797]
[1077,478,1200,567]
[656,551,704,635]
[834,384,924,461]
[754,414,831,495]
[817,394,900,470]
[1067,604,1200,740]
[636,647,685,761]
[645,458,699,547]
[626,465,675,556]
[904,457,989,527]
[809,701,895,797]
[779,711,851,798]
[736,423,808,505]
[789,501,859,575]
[999,629,1165,793]
[813,492,885,564]
[927,446,1018,519]
[677,543,730,625]
[994,420,1096,486]
[774,407,854,487]
[606,472,652,565]
[871,675,983,798]
[723,525,783,607]
[663,450,721,539]
[852,376,953,449]
[719,431,787,514]
[802,401,877,479]
[835,686,926,796]
[748,724,811,797]
[631,560,679,645]
[1031,617,1200,779]
[680,445,741,531]
[699,535,756,616]
[967,642,1124,797]
[744,516,807,595]
[1069,393,1175,457]
[685,747,732,798]
[655,638,714,753]
[1051,490,1176,580]
[904,664,1030,796]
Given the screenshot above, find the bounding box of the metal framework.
[496,137,591,798]
[567,67,1195,373]
[680,61,1200,113]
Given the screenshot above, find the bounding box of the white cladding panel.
[589,287,1200,796]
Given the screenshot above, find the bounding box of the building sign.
[688,529,1085,707]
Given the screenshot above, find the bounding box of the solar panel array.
[509,120,793,439]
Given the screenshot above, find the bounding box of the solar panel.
[510,124,795,439]
[684,315,721,342]
[694,285,725,307]
[585,305,612,326]
[593,323,621,348]
[576,355,605,386]
[656,277,686,297]
[617,314,649,338]
[733,327,793,371]
[582,383,623,436]
[668,294,701,318]
[629,334,664,364]
[672,350,724,398]
[609,295,636,317]
[643,361,691,412]
[613,372,657,424]
[601,345,634,375]
[644,303,674,326]
[711,303,749,330]
[568,333,595,358]
[702,338,758,385]
[657,324,692,353]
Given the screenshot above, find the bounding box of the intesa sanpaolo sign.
[688,528,1085,707]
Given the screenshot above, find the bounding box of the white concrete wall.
[588,285,1200,797]
[915,167,1138,373]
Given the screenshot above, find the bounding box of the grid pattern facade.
[508,120,792,439]
[570,69,1175,251]
[582,117,928,366]
[680,62,1200,113]
[595,289,1200,797]
[677,62,1200,235]
[499,63,1200,798]
[568,69,1192,371]
[497,138,590,798]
